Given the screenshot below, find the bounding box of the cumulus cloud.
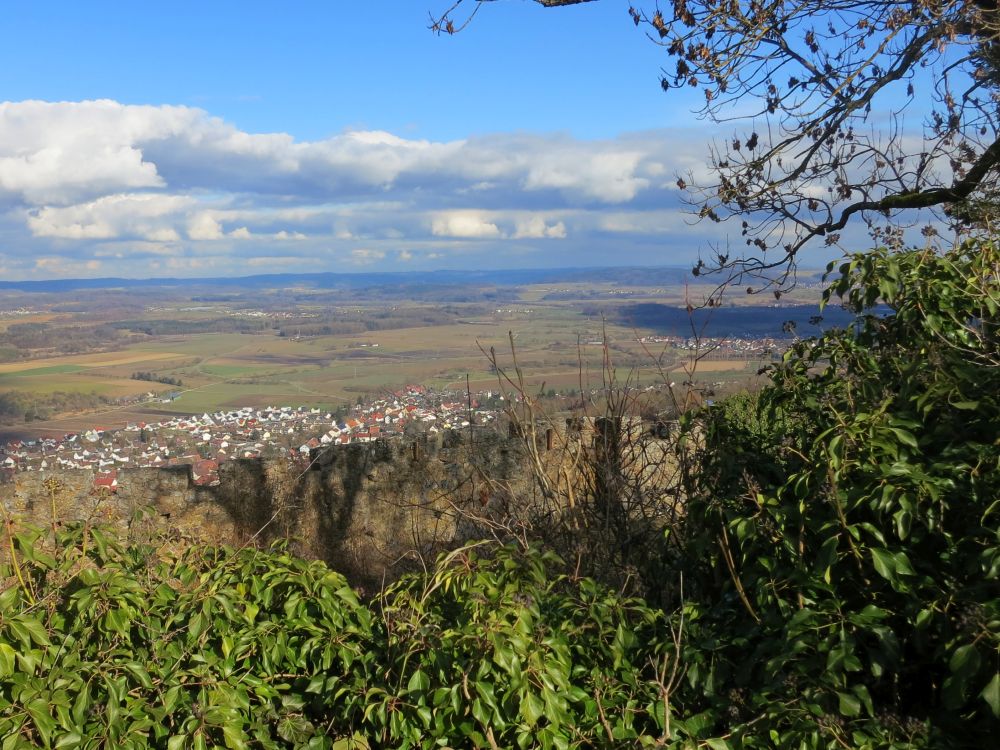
[431,212,502,239]
[28,193,195,241]
[512,216,567,239]
[0,99,735,277]
[187,212,224,240]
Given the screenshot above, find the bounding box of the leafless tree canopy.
[434,1,1000,284]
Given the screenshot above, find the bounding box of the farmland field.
[0,270,814,439]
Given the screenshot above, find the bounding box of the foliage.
[0,525,375,749]
[375,544,669,748]
[0,528,671,748]
[0,391,110,425]
[131,372,183,387]
[677,241,1000,747]
[0,323,122,356]
[2,241,999,747]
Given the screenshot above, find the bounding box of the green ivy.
[0,530,670,748]
[679,242,1000,748]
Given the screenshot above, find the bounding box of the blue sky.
[0,1,893,279]
[0,1,683,140]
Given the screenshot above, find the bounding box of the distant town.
[0,325,789,491]
[0,385,500,490]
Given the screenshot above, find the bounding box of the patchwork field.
[0,272,806,439]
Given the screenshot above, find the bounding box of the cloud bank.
[0,99,715,278]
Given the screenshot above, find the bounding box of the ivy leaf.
[521,692,544,728]
[982,672,1000,718]
[950,644,981,675]
[406,670,430,694]
[870,548,896,581]
[838,691,861,717]
[887,427,918,448]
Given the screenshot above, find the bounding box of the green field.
[0,281,784,435]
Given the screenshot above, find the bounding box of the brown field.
[0,405,198,443]
[0,281,791,441]
[671,358,754,373]
[0,350,186,374]
[0,312,62,332]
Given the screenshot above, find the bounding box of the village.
[635,333,781,358]
[0,385,500,490]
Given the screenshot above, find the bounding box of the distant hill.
[0,266,814,293]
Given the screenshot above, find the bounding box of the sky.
[0,1,840,279]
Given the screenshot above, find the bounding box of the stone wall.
[0,428,533,588]
[1,420,678,588]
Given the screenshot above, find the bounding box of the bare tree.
[447,330,692,604]
[434,1,1000,286]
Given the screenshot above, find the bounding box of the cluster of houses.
[0,385,498,491]
[636,334,780,358]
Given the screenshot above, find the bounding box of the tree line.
[131,372,183,387]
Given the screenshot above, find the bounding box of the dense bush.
[676,242,1000,747]
[0,529,670,748]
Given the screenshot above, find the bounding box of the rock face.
[0,429,531,588]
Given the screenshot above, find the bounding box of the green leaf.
[838,691,861,717]
[0,643,15,677]
[870,548,895,581]
[222,721,246,750]
[951,400,979,410]
[521,692,544,728]
[893,509,912,540]
[26,699,56,746]
[18,615,51,647]
[406,669,430,694]
[981,672,1000,718]
[123,661,153,690]
[950,644,981,676]
[892,551,915,576]
[887,427,918,448]
[54,732,83,749]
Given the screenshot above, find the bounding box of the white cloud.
[0,99,737,277]
[523,150,648,202]
[432,212,502,238]
[187,212,224,240]
[513,216,566,239]
[34,256,103,275]
[0,100,687,212]
[27,193,195,241]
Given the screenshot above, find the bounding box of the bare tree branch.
[433,0,1000,285]
[431,0,599,33]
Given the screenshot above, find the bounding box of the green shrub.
[677,242,1000,747]
[0,529,670,748]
